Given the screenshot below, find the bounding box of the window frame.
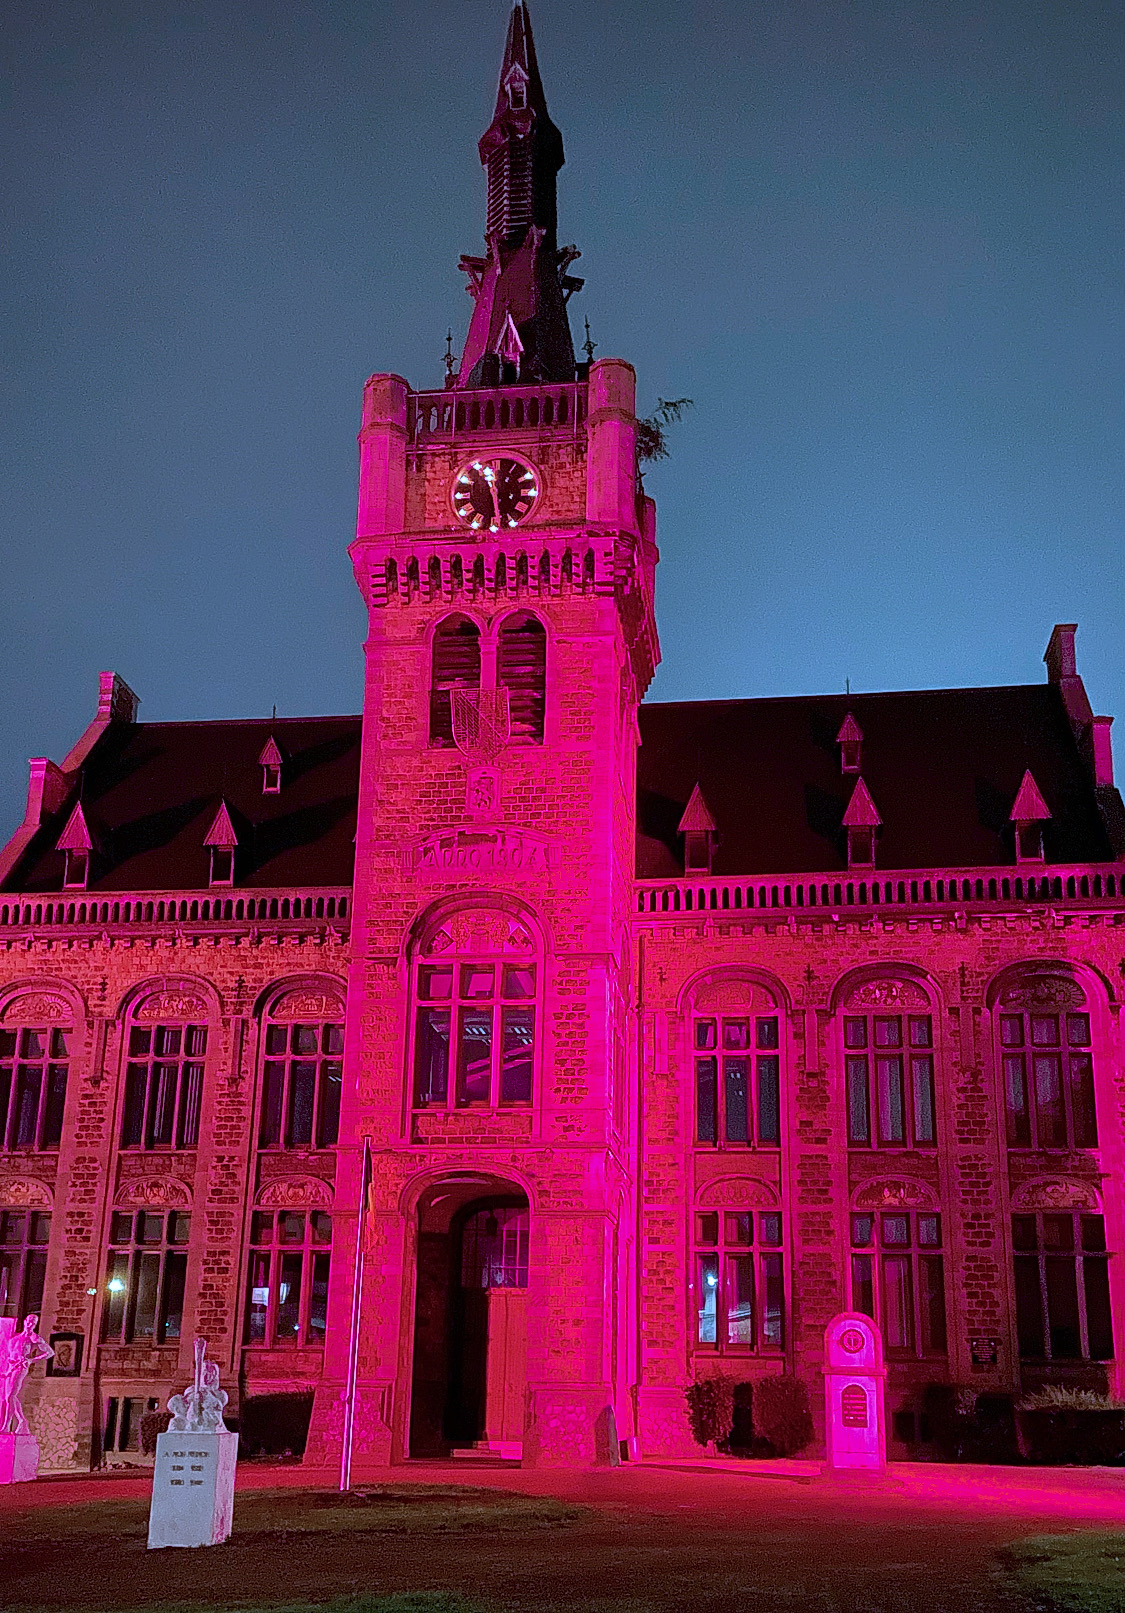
[101,1208,191,1345]
[412,956,538,1113]
[692,1013,782,1149]
[243,1207,332,1349]
[999,1006,1097,1151]
[843,1010,937,1149]
[0,1208,51,1323]
[1012,1210,1113,1362]
[258,1018,344,1150]
[849,1209,947,1358]
[0,1025,70,1151]
[120,1020,207,1151]
[692,1207,785,1354]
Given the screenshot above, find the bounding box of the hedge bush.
[753,1376,814,1456]
[239,1389,315,1458]
[139,1409,170,1456]
[685,1378,734,1449]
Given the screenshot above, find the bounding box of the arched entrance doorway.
[409,1175,529,1459]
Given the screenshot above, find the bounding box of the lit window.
[414,961,536,1109]
[259,1021,343,1149]
[0,1210,50,1323]
[244,1208,331,1348]
[1012,1212,1112,1361]
[1001,1007,1097,1150]
[850,1210,946,1356]
[461,1207,529,1289]
[102,1210,190,1344]
[694,1015,781,1147]
[694,1208,784,1352]
[0,1027,70,1150]
[120,1023,206,1150]
[844,1012,935,1148]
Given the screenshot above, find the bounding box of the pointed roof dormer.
[836,712,863,773]
[204,799,239,887]
[56,800,95,889]
[258,735,284,795]
[678,784,717,873]
[842,777,881,869]
[1009,768,1050,865]
[456,3,578,388]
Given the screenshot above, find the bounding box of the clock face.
[451,457,539,533]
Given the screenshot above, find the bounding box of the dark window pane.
[317,1062,342,1146]
[759,1212,782,1247]
[460,965,495,1000]
[1081,1216,1107,1253]
[265,1024,287,1055]
[414,1009,450,1106]
[874,1017,901,1048]
[260,1063,284,1147]
[13,1068,41,1147]
[277,1211,304,1244]
[1030,1015,1059,1047]
[309,1251,330,1339]
[293,1025,318,1056]
[1011,1214,1037,1252]
[154,1026,181,1058]
[1014,1254,1044,1357]
[921,1254,946,1352]
[22,1250,47,1320]
[276,1252,303,1344]
[1043,1214,1074,1252]
[1069,1054,1097,1147]
[1084,1258,1113,1359]
[27,1212,50,1245]
[757,1017,779,1050]
[697,1253,719,1344]
[245,1250,271,1342]
[1066,1013,1090,1046]
[41,1066,67,1147]
[876,1056,905,1144]
[908,1016,932,1048]
[250,1210,273,1245]
[1033,1055,1066,1148]
[132,1251,160,1338]
[178,1063,203,1147]
[696,1057,717,1144]
[723,1058,748,1143]
[911,1057,935,1144]
[167,1212,191,1245]
[882,1253,915,1350]
[310,1210,332,1244]
[761,1252,784,1347]
[129,1027,152,1056]
[881,1214,910,1247]
[695,1019,717,1051]
[147,1064,177,1147]
[286,1062,316,1146]
[696,1212,719,1246]
[723,1019,749,1051]
[851,1213,874,1248]
[0,1069,11,1147]
[725,1213,752,1246]
[846,1056,870,1144]
[851,1253,875,1319]
[501,965,536,1000]
[418,966,453,1001]
[185,1026,206,1058]
[844,1018,867,1050]
[103,1251,129,1339]
[1045,1256,1082,1357]
[138,1212,162,1244]
[109,1212,133,1244]
[757,1055,780,1145]
[1000,1014,1023,1048]
[1004,1054,1031,1147]
[725,1253,754,1345]
[917,1214,941,1249]
[323,1024,344,1055]
[0,1031,15,1057]
[161,1252,187,1339]
[500,1008,534,1104]
[457,1009,492,1104]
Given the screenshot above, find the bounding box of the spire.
[455,4,580,388]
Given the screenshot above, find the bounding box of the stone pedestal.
[148,1430,237,1548]
[823,1312,887,1473]
[0,1433,40,1483]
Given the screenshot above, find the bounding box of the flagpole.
[339,1135,371,1491]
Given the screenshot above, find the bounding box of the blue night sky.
[3,0,1122,835]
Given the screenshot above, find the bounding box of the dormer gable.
[258,735,284,794]
[56,801,95,889]
[842,776,881,868]
[836,712,863,774]
[204,799,240,887]
[1009,768,1050,864]
[678,784,717,873]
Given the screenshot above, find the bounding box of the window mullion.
[298,1243,312,1345]
[267,1247,280,1346]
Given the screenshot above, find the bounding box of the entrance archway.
[408,1175,529,1459]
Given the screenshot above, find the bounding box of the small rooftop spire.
[1009,769,1051,824]
[203,800,239,849]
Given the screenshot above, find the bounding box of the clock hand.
[486,462,501,531]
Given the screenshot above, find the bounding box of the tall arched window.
[430,616,481,747]
[839,978,936,1149]
[497,614,546,743]
[258,987,345,1150]
[995,975,1097,1150]
[687,976,784,1149]
[121,1009,207,1151]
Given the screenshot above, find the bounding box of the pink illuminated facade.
[1,5,1123,1473]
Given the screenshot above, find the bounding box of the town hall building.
[2,4,1122,1472]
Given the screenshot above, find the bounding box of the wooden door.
[484,1286,527,1452]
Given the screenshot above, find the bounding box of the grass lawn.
[1002,1532,1125,1613]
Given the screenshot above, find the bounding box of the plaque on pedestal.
[147,1339,237,1549]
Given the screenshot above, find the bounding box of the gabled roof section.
[203,800,239,849]
[4,715,361,894]
[841,777,882,829]
[1010,769,1051,823]
[257,736,284,769]
[637,683,1117,877]
[55,801,94,853]
[677,784,717,835]
[835,713,863,745]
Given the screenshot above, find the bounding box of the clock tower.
[310,3,660,1468]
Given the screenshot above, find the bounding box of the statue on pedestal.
[0,1315,53,1436]
[167,1338,229,1432]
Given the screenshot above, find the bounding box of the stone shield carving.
[117,1177,192,1210]
[1010,1177,1100,1212]
[270,988,345,1022]
[134,990,209,1022]
[999,976,1086,1011]
[256,1176,333,1209]
[853,1178,936,1211]
[691,979,778,1013]
[1,993,69,1024]
[0,1178,53,1209]
[844,978,928,1011]
[696,1177,781,1209]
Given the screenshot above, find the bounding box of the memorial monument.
[148,1338,237,1548]
[823,1312,887,1473]
[0,1314,53,1483]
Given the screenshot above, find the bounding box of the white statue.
[167,1338,228,1433]
[0,1315,53,1436]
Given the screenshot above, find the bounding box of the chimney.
[1089,715,1114,788]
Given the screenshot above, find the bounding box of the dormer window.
[836,712,863,774]
[64,850,89,889]
[842,777,881,869]
[204,800,239,888]
[1009,769,1050,866]
[678,784,717,874]
[258,736,284,794]
[56,801,94,890]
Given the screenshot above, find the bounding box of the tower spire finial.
[453,2,580,388]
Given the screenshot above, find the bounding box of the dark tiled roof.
[8,717,360,893]
[637,685,1117,878]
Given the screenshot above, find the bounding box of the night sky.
[3,1,1122,836]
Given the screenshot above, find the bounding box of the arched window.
[430,615,481,746]
[244,1205,331,1348]
[840,979,935,1148]
[412,909,539,1111]
[693,1202,783,1352]
[102,1208,190,1343]
[995,975,1097,1150]
[497,614,546,743]
[258,988,344,1150]
[0,1023,70,1151]
[688,979,783,1149]
[121,1016,207,1150]
[850,1203,946,1357]
[0,1207,50,1323]
[1012,1205,1111,1361]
